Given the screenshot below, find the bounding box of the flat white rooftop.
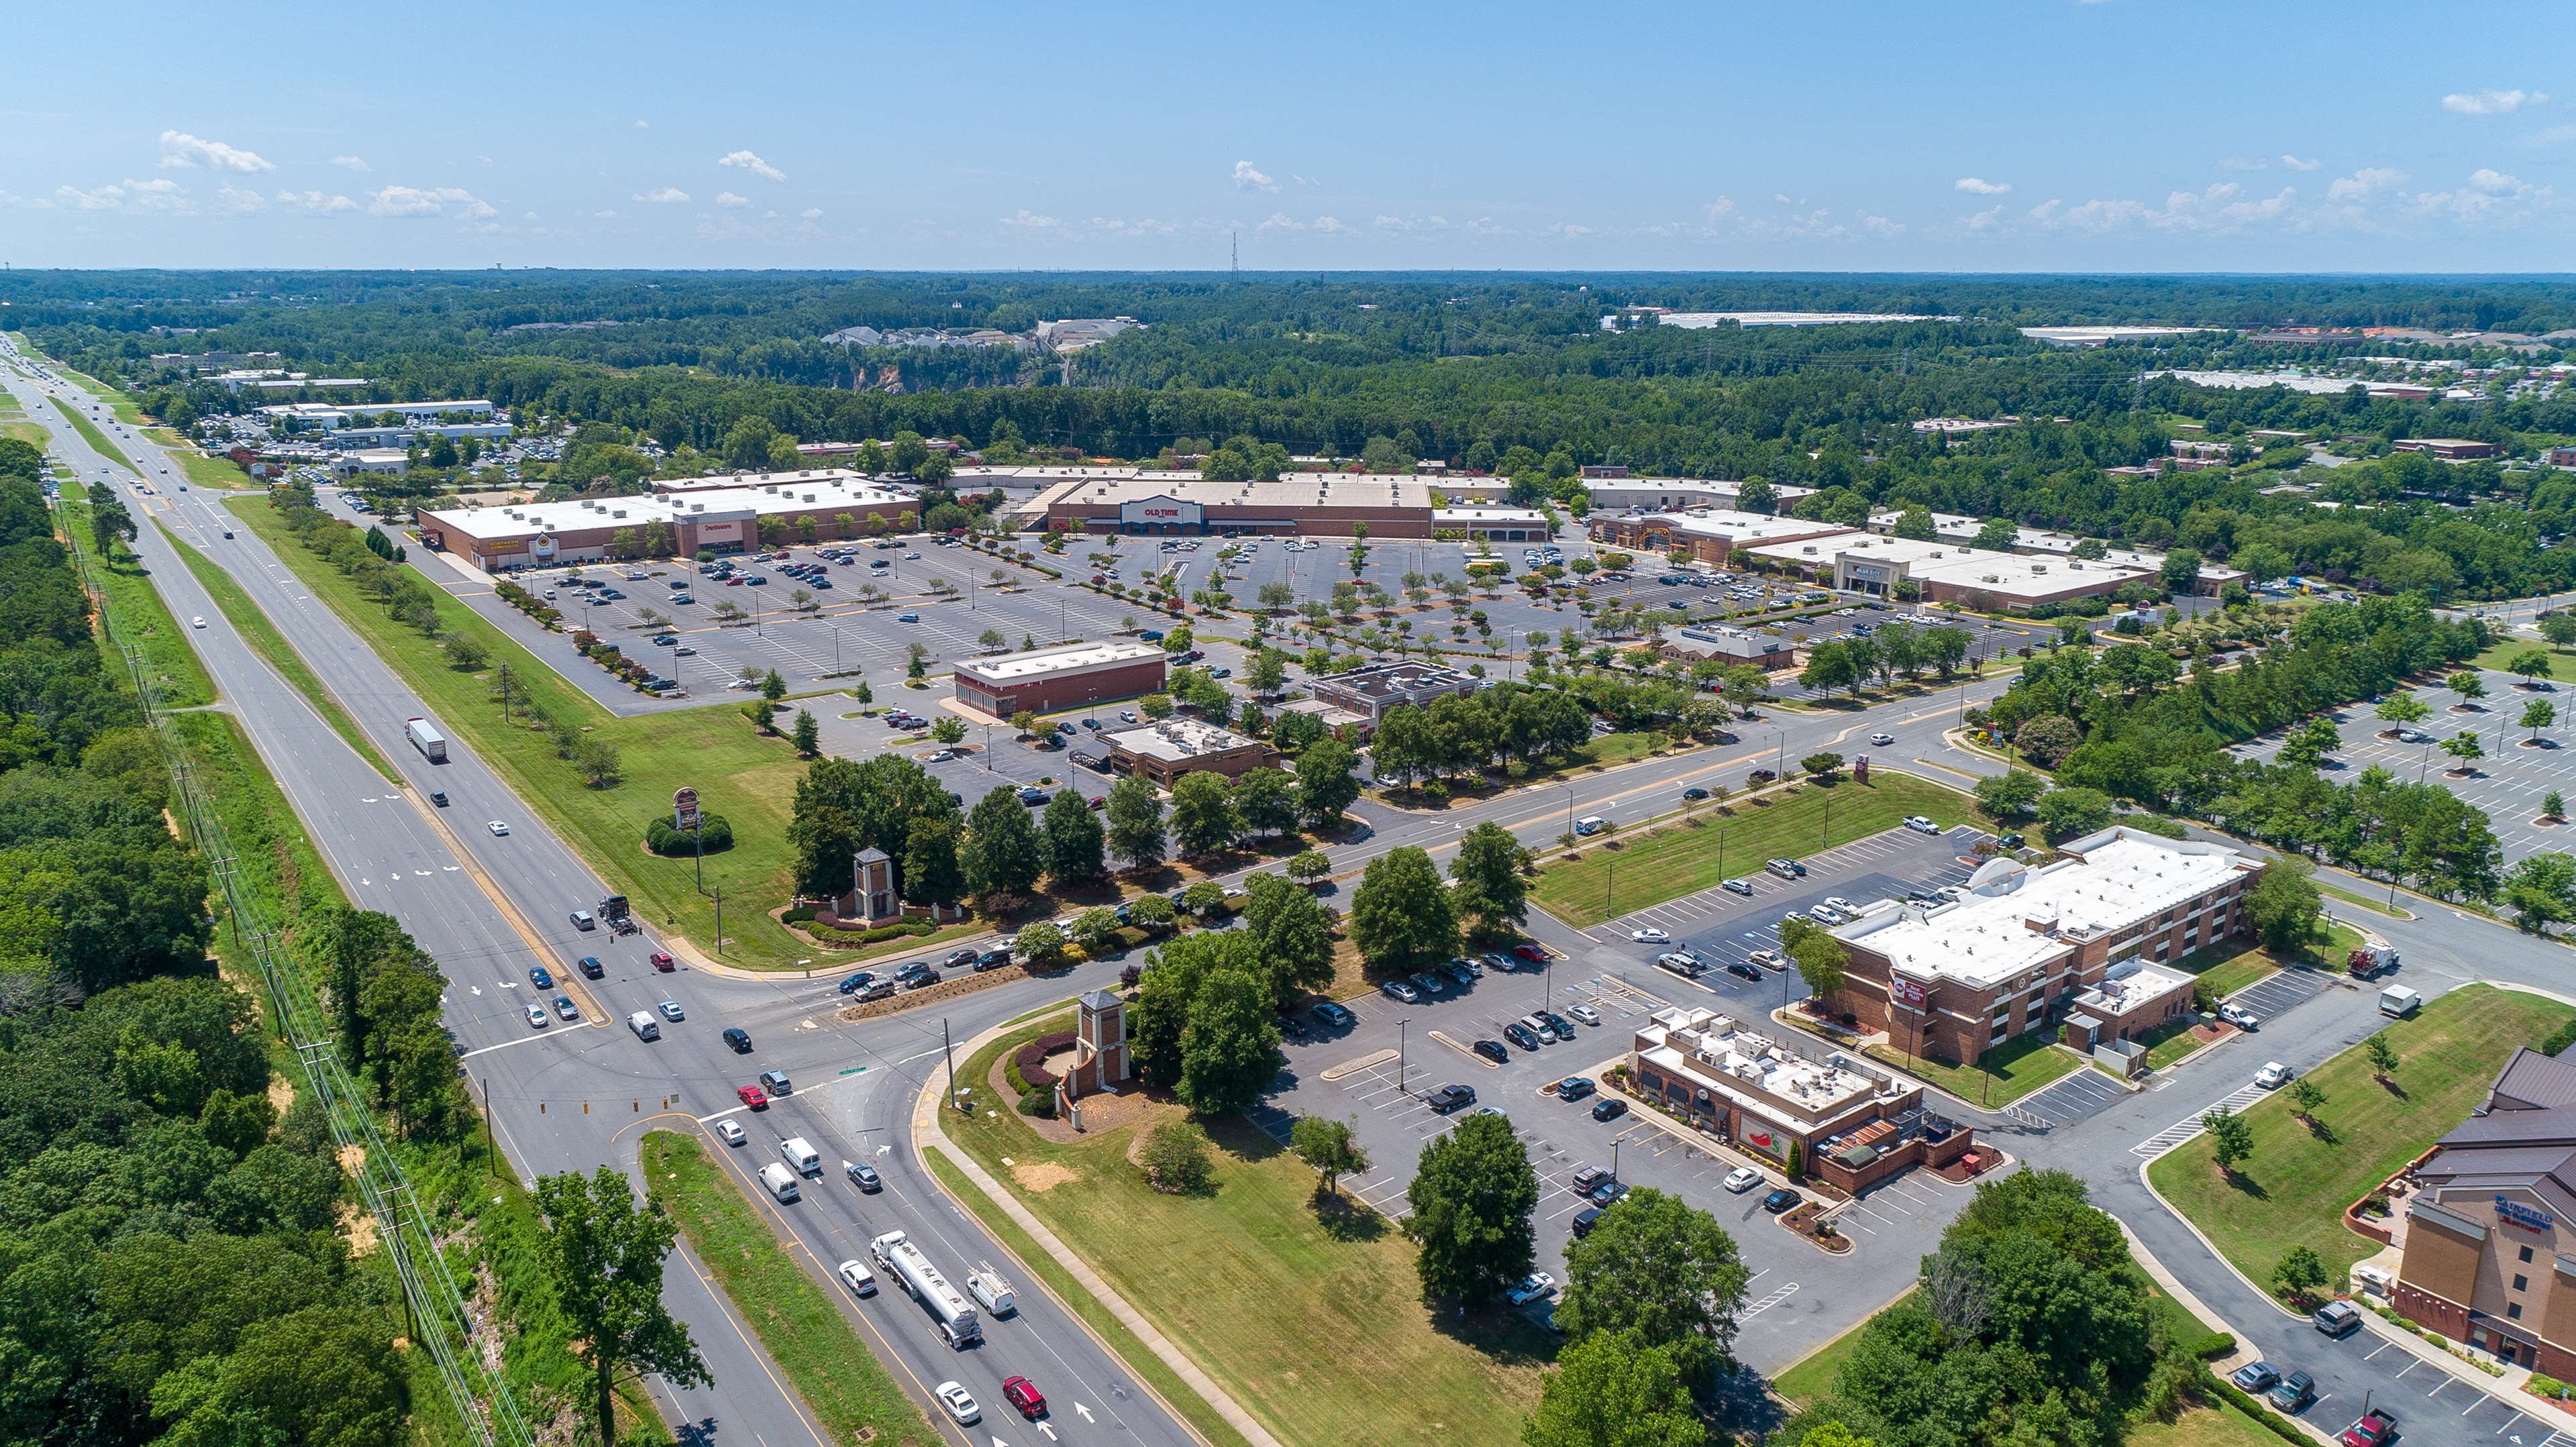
[1659,311,1955,328]
[1743,532,2154,599]
[419,470,913,542]
[1105,719,1264,763]
[1637,1008,1904,1129]
[1651,511,1855,545]
[1836,827,2253,989]
[1032,472,1435,512]
[956,639,1164,682]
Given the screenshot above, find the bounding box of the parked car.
[1631,926,1671,944]
[1556,1076,1595,1102]
[1723,877,1756,896]
[1427,1083,1478,1113]
[1380,979,1421,1004]
[1726,962,1764,982]
[1565,1003,1601,1026]
[2257,1060,2295,1089]
[2340,1409,2396,1447]
[1472,1038,1510,1064]
[1588,1177,1629,1204]
[1512,942,1549,964]
[1570,1166,1612,1195]
[1902,814,1939,833]
[1571,1205,1603,1238]
[2314,1299,2363,1338]
[2229,1361,2280,1393]
[1311,1001,1356,1028]
[1761,1187,1802,1214]
[2269,1371,2315,1413]
[2219,1002,2260,1029]
[1503,1022,1540,1051]
[1723,1167,1763,1194]
[1505,1272,1557,1306]
[1408,970,1449,997]
[1591,1097,1627,1122]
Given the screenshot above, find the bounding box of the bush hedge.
[1012,1032,1079,1091]
[645,812,734,855]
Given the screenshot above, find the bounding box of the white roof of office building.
[1639,511,1859,545]
[1865,515,2246,583]
[1031,471,1435,511]
[1585,477,1819,505]
[954,639,1164,682]
[419,471,912,542]
[1431,505,1550,525]
[1659,311,1953,328]
[1105,718,1265,763]
[1635,1009,1903,1128]
[1835,826,2255,989]
[1743,532,2155,600]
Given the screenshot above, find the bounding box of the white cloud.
[1091,216,1179,235]
[2218,156,2269,171]
[1701,198,1735,221]
[2524,123,2576,147]
[2281,154,2320,171]
[717,149,785,182]
[122,178,191,211]
[2019,182,2295,235]
[800,207,823,219]
[1962,204,2008,232]
[214,186,267,213]
[1232,160,1278,193]
[368,185,497,218]
[2444,88,2547,115]
[2328,166,2408,202]
[331,154,370,173]
[1002,209,1062,229]
[1953,176,2011,195]
[58,184,126,210]
[1862,213,1907,236]
[632,119,649,128]
[274,190,358,213]
[157,129,273,173]
[594,209,619,219]
[715,191,750,207]
[2410,167,2556,224]
[633,186,690,203]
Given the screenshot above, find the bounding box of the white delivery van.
[2379,985,2423,1018]
[758,1162,801,1203]
[627,1011,660,1041]
[1574,815,1608,837]
[965,1265,1016,1316]
[778,1136,821,1176]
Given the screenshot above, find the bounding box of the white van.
[965,1265,1016,1316]
[758,1162,801,1203]
[1574,815,1608,837]
[779,1136,821,1177]
[627,1011,661,1041]
[2379,985,2423,1018]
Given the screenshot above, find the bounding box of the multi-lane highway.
[19,341,2576,1447]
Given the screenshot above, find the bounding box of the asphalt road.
[24,346,2576,1447]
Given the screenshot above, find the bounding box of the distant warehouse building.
[950,640,1168,718]
[1306,659,1478,725]
[1741,533,2153,612]
[2391,437,2504,461]
[1027,472,1439,538]
[1586,510,1853,566]
[415,470,916,571]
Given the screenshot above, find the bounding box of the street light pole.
[1398,1019,1410,1095]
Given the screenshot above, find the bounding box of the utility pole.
[944,1018,958,1109]
[1398,1019,1409,1095]
[481,1077,499,1178]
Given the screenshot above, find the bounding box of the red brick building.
[951,640,1168,717]
[1824,827,2260,1066]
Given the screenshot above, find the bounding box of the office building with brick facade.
[950,640,1168,717]
[1305,659,1478,725]
[1585,510,1854,566]
[1103,718,1278,787]
[416,470,915,571]
[1025,472,1441,537]
[2393,1049,2576,1377]
[1823,828,2259,1065]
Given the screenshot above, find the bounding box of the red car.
[1512,943,1549,965]
[1001,1377,1045,1419]
[650,951,675,971]
[2341,1410,2396,1447]
[1088,795,1106,810]
[735,1085,768,1110]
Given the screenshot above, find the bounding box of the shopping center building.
[949,639,1169,718]
[415,470,917,571]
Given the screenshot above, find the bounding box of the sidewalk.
[911,1014,1285,1447]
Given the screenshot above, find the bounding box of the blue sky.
[3,1,2570,272]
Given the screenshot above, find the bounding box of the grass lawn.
[640,1131,939,1447]
[1534,771,1975,927]
[2147,984,2575,1289]
[160,520,403,782]
[2318,881,2411,919]
[1771,1289,1911,1405]
[2473,639,2574,675]
[940,1016,1554,1447]
[3,419,44,451]
[48,395,137,473]
[227,494,827,966]
[60,482,215,708]
[1864,1028,2083,1108]
[163,444,252,491]
[2127,1403,2298,1447]
[2139,1015,2214,1073]
[2174,921,2363,1006]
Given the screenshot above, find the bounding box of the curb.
[910,1012,1286,1447]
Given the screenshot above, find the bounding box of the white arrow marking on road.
[1074,1403,1094,1422]
[1037,1426,1058,1442]
[876,1143,892,1156]
[990,1437,1009,1447]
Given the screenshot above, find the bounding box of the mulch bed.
[1780,1201,1854,1253]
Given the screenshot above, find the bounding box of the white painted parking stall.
[2224,965,2338,1021]
[2132,1081,2273,1158]
[2004,1066,2131,1129]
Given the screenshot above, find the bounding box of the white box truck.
[405,716,448,763]
[2379,984,2423,1018]
[778,1136,821,1177]
[758,1162,801,1203]
[627,1011,660,1041]
[870,1229,981,1347]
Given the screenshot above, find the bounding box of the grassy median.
[49,394,138,473]
[1533,771,1977,927]
[2147,983,2574,1289]
[938,1017,1553,1447]
[640,1130,938,1447]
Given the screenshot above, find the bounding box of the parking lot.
[2232,666,2576,863]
